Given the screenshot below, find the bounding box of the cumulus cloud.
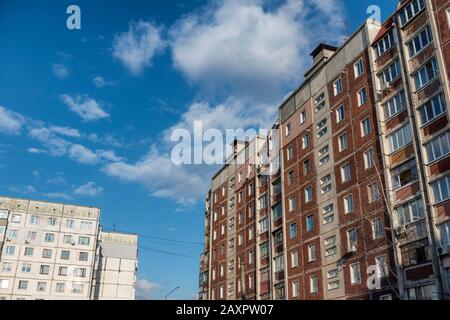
[28,147,47,154]
[74,181,104,197]
[0,106,25,135]
[92,76,117,88]
[113,21,165,75]
[44,192,73,201]
[170,0,345,102]
[135,278,162,300]
[52,63,70,79]
[104,147,210,204]
[60,94,110,122]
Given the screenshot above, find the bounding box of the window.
[344,195,354,214]
[333,77,343,96]
[60,250,70,260]
[272,203,282,220]
[40,265,50,275]
[63,235,73,244]
[11,214,21,223]
[357,88,368,106]
[401,240,431,267]
[408,25,433,57]
[44,233,55,243]
[305,186,313,203]
[21,263,31,273]
[364,149,375,169]
[6,245,15,255]
[439,221,450,247]
[388,124,412,153]
[426,132,450,163]
[287,146,294,161]
[274,255,284,272]
[431,175,450,203]
[407,284,437,300]
[213,229,217,241]
[361,117,371,137]
[291,251,298,268]
[413,58,439,91]
[317,123,328,138]
[354,58,364,78]
[350,263,361,284]
[448,8,450,28]
[288,171,294,185]
[376,29,396,57]
[289,223,297,239]
[0,209,8,219]
[325,246,337,257]
[379,59,400,88]
[391,159,418,189]
[56,283,65,293]
[80,221,92,231]
[338,133,348,151]
[260,242,269,257]
[58,266,68,276]
[29,215,39,225]
[259,218,268,234]
[42,249,52,259]
[341,163,351,183]
[308,244,317,262]
[303,159,311,176]
[288,196,296,212]
[259,242,269,258]
[347,228,357,252]
[375,255,389,278]
[372,218,384,239]
[2,262,12,272]
[399,0,426,26]
[78,236,90,246]
[8,229,18,239]
[48,217,58,226]
[300,109,307,124]
[319,145,329,157]
[24,247,34,257]
[37,282,47,292]
[310,275,318,293]
[237,233,243,246]
[319,154,330,166]
[321,184,332,194]
[74,268,86,278]
[325,236,336,247]
[18,280,28,290]
[285,123,291,136]
[419,94,446,125]
[368,183,380,203]
[302,133,310,149]
[384,90,406,119]
[397,198,424,226]
[27,231,37,241]
[66,219,75,229]
[306,215,314,232]
[327,269,339,279]
[292,280,300,298]
[72,284,84,294]
[336,104,345,123]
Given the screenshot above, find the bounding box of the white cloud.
[104,147,210,204]
[44,192,73,201]
[170,0,345,102]
[28,147,47,154]
[92,76,117,88]
[135,278,162,300]
[74,181,104,197]
[113,21,165,75]
[9,185,36,194]
[52,63,70,79]
[68,144,99,164]
[60,94,110,122]
[0,106,25,135]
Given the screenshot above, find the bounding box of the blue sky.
[0,0,398,299]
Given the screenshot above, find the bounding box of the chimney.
[310,43,338,66]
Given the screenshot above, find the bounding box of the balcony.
[396,220,428,244]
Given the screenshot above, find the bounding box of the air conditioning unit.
[395,226,407,238]
[71,241,76,246]
[436,246,449,256]
[6,237,12,242]
[25,240,30,244]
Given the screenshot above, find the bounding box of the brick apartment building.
[199,0,450,300]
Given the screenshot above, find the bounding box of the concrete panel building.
[199,0,450,300]
[0,196,138,300]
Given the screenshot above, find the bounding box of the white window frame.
[333,77,343,96]
[354,58,364,78]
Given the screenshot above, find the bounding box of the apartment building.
[199,0,450,300]
[0,196,138,300]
